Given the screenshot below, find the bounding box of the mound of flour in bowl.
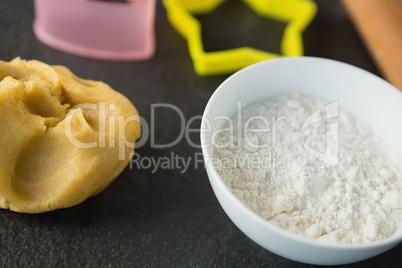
[213,94,402,244]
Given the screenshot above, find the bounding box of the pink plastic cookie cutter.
[33,0,156,61]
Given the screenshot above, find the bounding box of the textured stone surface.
[0,0,395,267]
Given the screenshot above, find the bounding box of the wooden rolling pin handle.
[342,0,402,90]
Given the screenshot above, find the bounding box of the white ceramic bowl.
[200,57,402,265]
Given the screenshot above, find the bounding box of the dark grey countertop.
[0,0,398,267]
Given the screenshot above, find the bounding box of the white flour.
[213,94,402,244]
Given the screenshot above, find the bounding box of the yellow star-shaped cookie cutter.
[163,0,317,76]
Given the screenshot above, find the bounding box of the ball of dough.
[0,58,141,213]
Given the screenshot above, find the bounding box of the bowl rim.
[200,56,402,249]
